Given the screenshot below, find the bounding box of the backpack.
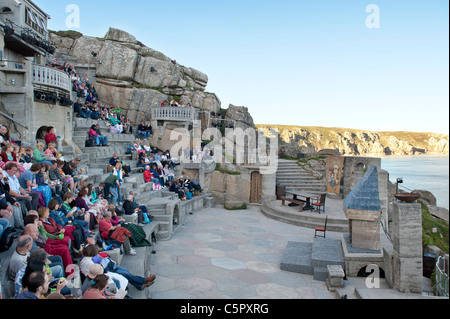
[85,139,95,148]
[0,227,16,252]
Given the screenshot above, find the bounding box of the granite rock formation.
[50,28,220,124]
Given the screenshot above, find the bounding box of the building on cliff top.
[1,0,73,146]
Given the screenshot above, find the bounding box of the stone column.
[261,172,277,204]
[391,201,423,294]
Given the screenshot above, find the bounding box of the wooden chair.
[315,216,328,239]
[312,193,327,214]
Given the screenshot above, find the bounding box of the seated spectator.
[86,92,95,103]
[89,125,108,147]
[0,217,10,239]
[81,240,156,290]
[33,142,52,166]
[73,98,83,116]
[34,164,53,206]
[4,162,40,213]
[99,211,136,256]
[169,178,187,201]
[48,200,87,252]
[162,163,175,183]
[0,125,21,148]
[48,160,71,194]
[44,143,61,161]
[137,153,150,170]
[1,143,17,163]
[85,184,108,216]
[1,143,26,173]
[136,121,146,139]
[74,189,98,231]
[8,235,33,281]
[182,175,194,192]
[21,147,34,165]
[123,194,150,226]
[0,167,24,229]
[38,206,79,252]
[44,127,58,147]
[62,159,87,190]
[24,222,73,277]
[144,122,153,138]
[79,102,92,119]
[60,192,90,235]
[81,264,119,298]
[120,114,131,134]
[16,271,50,299]
[14,248,65,298]
[151,164,165,186]
[109,114,123,134]
[143,165,161,186]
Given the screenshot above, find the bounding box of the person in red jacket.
[44,127,58,146]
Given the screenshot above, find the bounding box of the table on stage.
[282,190,319,212]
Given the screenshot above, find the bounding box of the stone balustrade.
[151,107,195,122]
[32,64,71,92]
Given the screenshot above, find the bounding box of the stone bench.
[280,197,305,212]
[326,265,346,292]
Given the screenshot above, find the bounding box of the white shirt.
[3,171,21,194]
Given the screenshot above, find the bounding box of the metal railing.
[435,256,449,297]
[151,107,195,121]
[31,64,71,92]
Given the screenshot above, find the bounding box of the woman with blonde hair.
[44,143,61,161]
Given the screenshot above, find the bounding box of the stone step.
[261,202,348,232]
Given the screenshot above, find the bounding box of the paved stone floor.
[148,205,341,299]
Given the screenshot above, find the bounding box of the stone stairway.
[69,116,212,243]
[276,159,327,196]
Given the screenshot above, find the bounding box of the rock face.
[50,27,220,124]
[257,125,449,157]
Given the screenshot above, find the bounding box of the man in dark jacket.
[0,168,24,229]
[123,194,147,226]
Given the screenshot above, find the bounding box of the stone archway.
[35,126,49,141]
[250,171,262,204]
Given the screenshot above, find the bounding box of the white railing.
[435,256,449,297]
[151,107,195,121]
[32,64,71,92]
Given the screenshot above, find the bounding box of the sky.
[37,0,449,134]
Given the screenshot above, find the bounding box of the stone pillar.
[261,172,276,203]
[391,201,423,294]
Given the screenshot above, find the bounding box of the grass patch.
[215,164,241,175]
[420,200,449,253]
[225,203,248,211]
[50,30,83,40]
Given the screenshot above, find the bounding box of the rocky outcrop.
[50,27,219,124]
[256,125,449,157]
[225,104,256,131]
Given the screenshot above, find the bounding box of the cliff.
[50,28,221,124]
[256,125,449,157]
[50,28,448,158]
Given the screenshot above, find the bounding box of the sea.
[381,155,449,210]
